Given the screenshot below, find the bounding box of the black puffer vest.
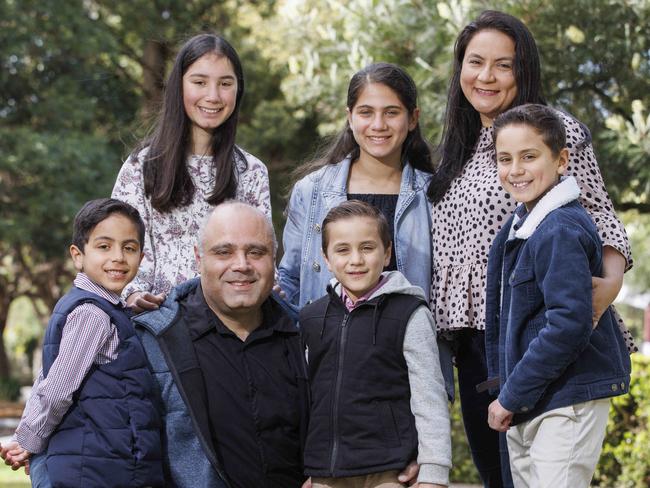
[299,287,425,477]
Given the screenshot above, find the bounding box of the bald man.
[134,202,309,488]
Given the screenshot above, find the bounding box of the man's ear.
[69,244,84,272]
[194,245,202,267]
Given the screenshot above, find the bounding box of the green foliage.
[620,210,650,292]
[514,0,650,210]
[0,128,119,258]
[0,376,20,402]
[246,0,650,210]
[449,384,481,483]
[243,0,462,142]
[594,354,650,487]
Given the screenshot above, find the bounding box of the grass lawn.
[0,465,30,487]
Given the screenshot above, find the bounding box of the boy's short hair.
[72,198,145,252]
[321,200,391,254]
[493,104,566,157]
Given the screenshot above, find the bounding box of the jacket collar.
[184,284,298,340]
[512,176,581,240]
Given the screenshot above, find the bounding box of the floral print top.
[112,147,271,297]
[430,111,636,350]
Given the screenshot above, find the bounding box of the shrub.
[594,354,650,487]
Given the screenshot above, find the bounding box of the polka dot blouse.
[430,110,636,350]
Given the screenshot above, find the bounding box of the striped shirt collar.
[340,274,387,312]
[73,272,125,306]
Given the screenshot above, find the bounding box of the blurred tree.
[512,0,650,211]
[0,0,312,379]
[246,0,650,205]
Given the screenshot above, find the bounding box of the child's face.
[183,52,238,150]
[496,124,569,211]
[323,216,391,303]
[69,214,143,295]
[347,82,418,168]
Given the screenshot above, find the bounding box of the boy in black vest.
[0,198,163,488]
[299,200,451,488]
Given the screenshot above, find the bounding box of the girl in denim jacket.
[278,63,433,309]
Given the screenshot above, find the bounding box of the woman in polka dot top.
[427,10,634,488]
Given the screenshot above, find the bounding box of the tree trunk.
[141,39,168,119]
[0,300,11,380]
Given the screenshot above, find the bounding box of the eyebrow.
[93,236,140,245]
[497,148,539,154]
[466,53,514,61]
[186,73,236,80]
[209,243,270,252]
[355,104,403,110]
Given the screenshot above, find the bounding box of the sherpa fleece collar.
[512,176,581,240]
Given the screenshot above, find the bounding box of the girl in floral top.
[112,34,271,311]
[427,10,633,488]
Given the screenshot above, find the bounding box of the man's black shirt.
[182,285,306,488]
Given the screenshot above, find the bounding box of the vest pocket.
[377,400,402,448]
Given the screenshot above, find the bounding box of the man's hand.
[126,291,165,313]
[301,477,311,488]
[488,399,513,432]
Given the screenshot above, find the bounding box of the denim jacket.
[278,156,433,308]
[485,177,631,425]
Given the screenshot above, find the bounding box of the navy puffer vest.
[300,289,425,477]
[42,286,163,488]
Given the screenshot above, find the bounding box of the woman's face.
[460,29,518,127]
[182,52,238,152]
[347,82,418,168]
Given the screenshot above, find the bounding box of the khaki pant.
[312,470,404,488]
[506,398,610,488]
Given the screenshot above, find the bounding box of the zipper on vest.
[329,312,350,474]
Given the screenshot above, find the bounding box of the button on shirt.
[183,286,304,488]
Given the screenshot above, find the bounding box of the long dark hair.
[293,62,433,182]
[427,10,546,204]
[140,33,245,212]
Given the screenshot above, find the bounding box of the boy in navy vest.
[299,200,451,488]
[485,105,631,487]
[0,198,163,487]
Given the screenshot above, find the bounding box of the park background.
[1,0,649,486]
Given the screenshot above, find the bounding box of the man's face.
[196,206,275,321]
